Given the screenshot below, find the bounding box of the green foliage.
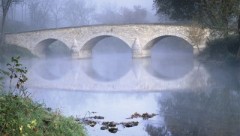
[0,57,86,136]
[153,0,240,36]
[199,35,240,62]
[0,72,3,92]
[199,0,239,35]
[0,95,86,136]
[153,0,201,21]
[0,56,28,96]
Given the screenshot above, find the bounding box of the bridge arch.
[144,35,194,79]
[144,35,194,50]
[34,38,71,58]
[5,24,210,59]
[140,35,194,58]
[77,33,132,58]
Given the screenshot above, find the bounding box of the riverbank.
[198,35,240,64]
[0,57,86,136]
[0,93,86,136]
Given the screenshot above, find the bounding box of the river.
[23,37,240,136]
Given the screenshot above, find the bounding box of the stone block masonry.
[5,24,210,59]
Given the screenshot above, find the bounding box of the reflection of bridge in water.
[26,59,210,91]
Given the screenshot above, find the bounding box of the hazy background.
[5,0,171,32]
[4,0,195,82]
[2,1,240,135]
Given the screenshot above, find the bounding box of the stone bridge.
[5,24,210,58]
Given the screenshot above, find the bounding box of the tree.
[50,0,63,28]
[0,0,24,34]
[94,6,122,24]
[95,5,148,24]
[153,0,201,21]
[120,5,148,24]
[0,0,13,35]
[200,0,239,35]
[238,15,240,35]
[19,1,26,22]
[0,0,21,55]
[187,22,207,52]
[153,0,240,36]
[63,0,95,26]
[27,0,51,29]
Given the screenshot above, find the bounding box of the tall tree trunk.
[237,15,240,59]
[1,0,13,44]
[1,10,8,45]
[238,15,240,36]
[0,0,13,61]
[0,10,6,61]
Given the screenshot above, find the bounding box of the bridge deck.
[6,22,195,34]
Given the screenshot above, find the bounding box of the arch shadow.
[80,35,132,82]
[30,58,72,80]
[144,35,193,50]
[34,38,71,58]
[144,36,194,80]
[80,34,131,52]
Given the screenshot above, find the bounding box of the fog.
[2,0,240,135]
[5,0,167,32]
[26,37,201,90]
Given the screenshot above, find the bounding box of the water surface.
[25,37,240,136]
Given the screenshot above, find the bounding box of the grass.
[0,93,86,136]
[0,57,86,136]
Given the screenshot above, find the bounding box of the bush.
[199,35,240,63]
[187,22,207,51]
[0,95,86,136]
[0,57,86,136]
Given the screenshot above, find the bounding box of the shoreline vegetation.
[0,94,86,136]
[0,57,86,136]
[198,35,240,64]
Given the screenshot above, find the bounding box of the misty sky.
[8,0,164,31]
[91,0,154,13]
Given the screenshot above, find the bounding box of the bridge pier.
[132,49,151,58]
[193,48,201,56]
[73,49,151,59]
[132,38,151,58]
[193,45,207,56]
[72,50,92,59]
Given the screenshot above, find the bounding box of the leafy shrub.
[187,22,207,51]
[199,35,240,63]
[0,57,86,136]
